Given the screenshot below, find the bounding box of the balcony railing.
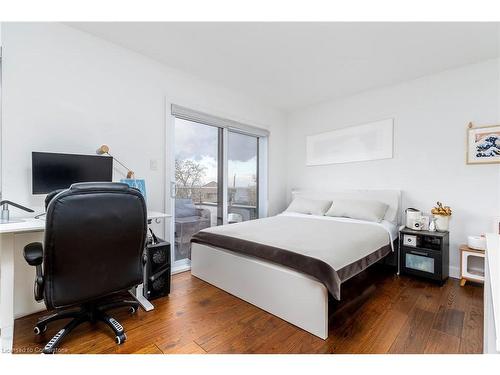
[194,201,257,225]
[173,189,257,262]
[175,187,257,225]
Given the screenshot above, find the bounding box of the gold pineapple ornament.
[431,201,452,216]
[431,201,452,232]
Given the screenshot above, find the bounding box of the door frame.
[165,98,268,273]
[165,98,186,273]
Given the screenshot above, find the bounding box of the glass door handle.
[170,182,177,199]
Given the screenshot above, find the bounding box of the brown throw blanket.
[192,214,392,300]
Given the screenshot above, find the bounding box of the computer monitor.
[32,152,113,194]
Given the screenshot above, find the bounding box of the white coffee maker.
[405,208,422,231]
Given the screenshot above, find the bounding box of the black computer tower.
[143,237,171,300]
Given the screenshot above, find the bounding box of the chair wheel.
[42,348,55,354]
[128,306,137,314]
[34,325,47,335]
[115,333,127,345]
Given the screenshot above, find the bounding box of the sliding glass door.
[169,105,267,271]
[227,131,259,223]
[173,118,222,264]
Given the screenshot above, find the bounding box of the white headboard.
[291,189,402,225]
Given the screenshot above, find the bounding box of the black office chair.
[23,182,147,354]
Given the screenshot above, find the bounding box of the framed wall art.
[467,122,500,164]
[306,118,394,166]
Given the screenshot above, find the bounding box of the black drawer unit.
[399,228,449,284]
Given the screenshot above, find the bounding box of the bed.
[191,189,401,339]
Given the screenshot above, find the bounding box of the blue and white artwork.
[475,135,500,157]
[120,179,147,200]
[468,125,500,164]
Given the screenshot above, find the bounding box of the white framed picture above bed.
[306,118,394,166]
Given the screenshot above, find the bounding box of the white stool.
[459,244,485,286]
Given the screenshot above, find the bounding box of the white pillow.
[325,199,389,222]
[285,197,333,216]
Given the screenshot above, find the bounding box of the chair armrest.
[197,217,211,232]
[23,242,45,301]
[24,242,44,266]
[196,208,211,220]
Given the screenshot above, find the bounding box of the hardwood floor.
[13,267,483,354]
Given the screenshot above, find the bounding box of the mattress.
[191,212,396,300]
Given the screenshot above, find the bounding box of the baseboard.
[171,264,191,275]
[449,265,460,279]
[15,305,46,320]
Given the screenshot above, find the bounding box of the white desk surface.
[147,210,172,220]
[0,218,45,234]
[0,210,171,234]
[486,233,500,352]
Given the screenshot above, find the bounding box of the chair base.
[34,299,139,354]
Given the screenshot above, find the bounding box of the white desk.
[0,210,170,354]
[485,234,500,354]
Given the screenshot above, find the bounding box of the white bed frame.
[191,189,401,340]
[191,243,329,339]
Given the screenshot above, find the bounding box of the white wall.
[498,32,500,220]
[0,22,287,318]
[286,59,500,277]
[0,22,288,218]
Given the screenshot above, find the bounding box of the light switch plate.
[150,159,158,171]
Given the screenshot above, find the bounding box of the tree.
[175,159,206,199]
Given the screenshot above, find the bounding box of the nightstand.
[399,228,449,284]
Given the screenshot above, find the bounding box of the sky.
[175,118,257,187]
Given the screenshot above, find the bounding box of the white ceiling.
[68,22,499,112]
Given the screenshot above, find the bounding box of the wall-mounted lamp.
[96,144,135,179]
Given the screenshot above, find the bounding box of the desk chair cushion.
[43,182,147,309]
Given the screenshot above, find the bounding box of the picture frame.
[493,217,500,235]
[466,123,500,164]
[120,178,147,200]
[306,118,393,166]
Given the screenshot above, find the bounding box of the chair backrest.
[43,182,147,309]
[175,198,197,218]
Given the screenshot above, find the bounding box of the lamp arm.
[105,152,134,178]
[111,155,131,171]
